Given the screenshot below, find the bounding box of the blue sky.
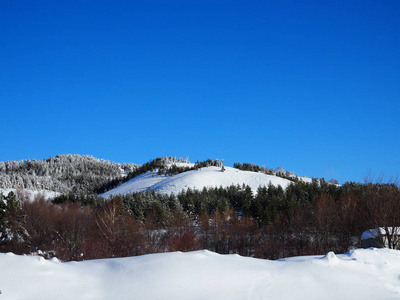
[1,0,399,184]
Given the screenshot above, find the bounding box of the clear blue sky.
[1,0,399,184]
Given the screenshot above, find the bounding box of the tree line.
[1,179,399,261]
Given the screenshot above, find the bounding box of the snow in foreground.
[1,248,400,299]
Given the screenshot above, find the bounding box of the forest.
[0,154,138,194]
[1,158,399,261]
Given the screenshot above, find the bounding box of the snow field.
[0,188,60,201]
[1,248,400,300]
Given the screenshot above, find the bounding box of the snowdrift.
[101,166,293,197]
[1,248,400,299]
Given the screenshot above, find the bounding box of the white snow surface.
[361,227,400,240]
[101,166,293,197]
[0,188,60,201]
[1,248,400,299]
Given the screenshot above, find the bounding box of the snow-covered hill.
[1,248,399,299]
[100,166,294,197]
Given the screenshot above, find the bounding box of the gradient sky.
[1,0,399,184]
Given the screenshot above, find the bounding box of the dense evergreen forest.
[0,154,138,194]
[1,156,399,261]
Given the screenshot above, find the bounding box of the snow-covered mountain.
[1,248,399,299]
[100,165,295,197]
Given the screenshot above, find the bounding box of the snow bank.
[1,248,400,299]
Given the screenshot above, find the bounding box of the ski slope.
[100,166,294,197]
[0,248,399,299]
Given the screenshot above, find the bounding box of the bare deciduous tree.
[360,180,400,249]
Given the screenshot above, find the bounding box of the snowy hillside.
[1,248,399,299]
[0,154,138,195]
[100,166,294,197]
